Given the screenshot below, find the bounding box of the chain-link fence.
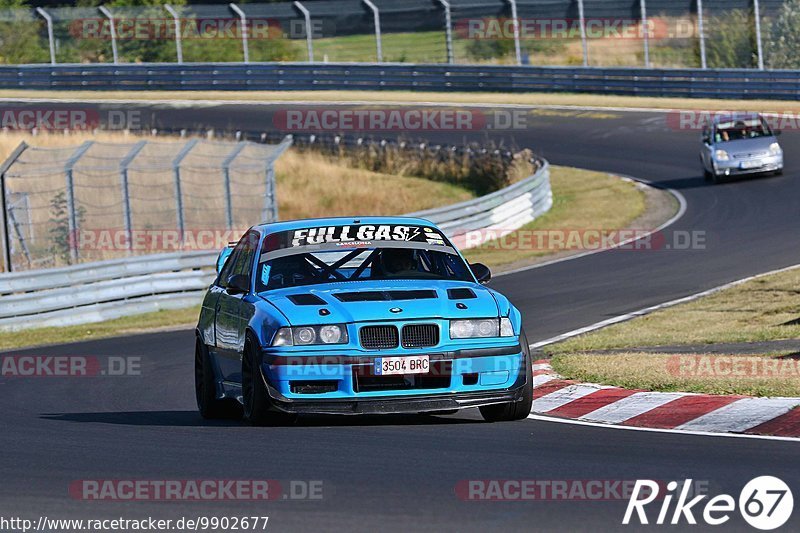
[0,1,794,70]
[0,136,291,272]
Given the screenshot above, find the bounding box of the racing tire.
[195,337,241,420]
[242,334,296,427]
[479,330,534,423]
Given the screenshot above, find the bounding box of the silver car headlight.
[450,318,514,339]
[714,149,730,161]
[271,325,349,346]
[769,142,782,156]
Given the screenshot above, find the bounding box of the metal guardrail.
[0,159,551,331]
[2,63,800,99]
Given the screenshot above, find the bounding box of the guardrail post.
[98,6,119,65]
[577,0,588,67]
[753,0,764,70]
[229,3,250,63]
[641,0,650,68]
[35,8,56,65]
[172,139,199,245]
[64,141,94,264]
[438,0,454,64]
[506,0,522,65]
[0,142,28,272]
[362,0,383,63]
[697,0,707,69]
[221,142,247,229]
[119,140,146,255]
[293,1,315,62]
[164,5,183,64]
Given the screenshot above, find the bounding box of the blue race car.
[195,217,532,425]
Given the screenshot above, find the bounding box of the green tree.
[701,9,758,69]
[0,0,49,64]
[766,0,800,69]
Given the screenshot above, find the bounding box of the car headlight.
[450,318,514,339]
[769,142,782,156]
[271,325,349,346]
[714,149,730,161]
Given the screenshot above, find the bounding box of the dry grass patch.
[0,131,474,222]
[274,149,473,219]
[6,90,800,114]
[548,266,800,355]
[464,166,647,267]
[551,352,800,398]
[0,306,200,352]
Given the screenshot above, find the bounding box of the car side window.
[217,233,255,288]
[233,232,259,281]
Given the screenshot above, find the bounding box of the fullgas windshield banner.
[259,224,451,262]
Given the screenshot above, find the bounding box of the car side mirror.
[226,274,250,294]
[701,134,710,144]
[470,263,492,284]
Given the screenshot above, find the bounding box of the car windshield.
[255,247,473,291]
[715,118,772,142]
[254,223,473,291]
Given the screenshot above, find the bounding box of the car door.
[701,125,713,170]
[214,232,258,381]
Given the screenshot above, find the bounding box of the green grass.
[0,306,200,352]
[310,31,448,63]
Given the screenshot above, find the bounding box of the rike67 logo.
[624,477,793,530]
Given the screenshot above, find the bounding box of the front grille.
[401,324,439,348]
[359,325,399,350]
[734,151,768,159]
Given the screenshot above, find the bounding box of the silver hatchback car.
[700,113,783,183]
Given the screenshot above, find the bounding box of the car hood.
[258,280,500,324]
[715,136,778,155]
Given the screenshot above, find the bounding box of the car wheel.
[242,334,296,426]
[703,167,712,180]
[195,337,241,419]
[479,330,534,423]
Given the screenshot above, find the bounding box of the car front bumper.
[258,343,528,415]
[713,153,783,176]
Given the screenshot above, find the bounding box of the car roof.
[252,216,438,235]
[712,112,762,124]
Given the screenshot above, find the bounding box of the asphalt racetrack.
[1,101,798,531]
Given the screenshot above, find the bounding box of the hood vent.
[287,294,326,306]
[334,290,437,302]
[447,288,476,300]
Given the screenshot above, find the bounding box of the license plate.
[740,160,762,169]
[374,355,430,376]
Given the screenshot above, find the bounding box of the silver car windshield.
[715,118,773,143]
